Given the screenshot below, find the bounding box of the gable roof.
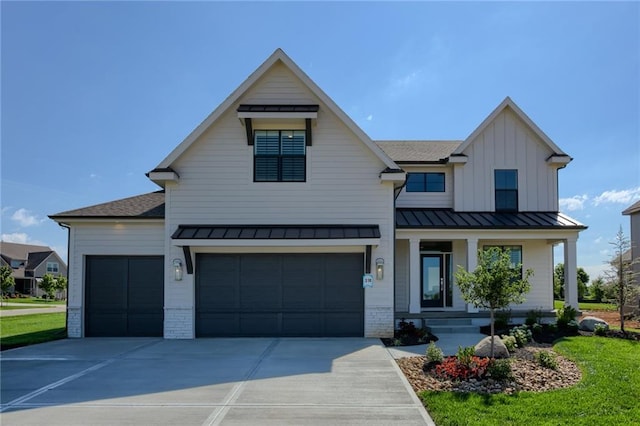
[50,191,165,220]
[623,199,640,215]
[0,241,52,261]
[375,140,462,163]
[453,97,569,158]
[26,251,55,270]
[153,48,398,172]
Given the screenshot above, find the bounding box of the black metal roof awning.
[396,209,587,230]
[172,224,381,240]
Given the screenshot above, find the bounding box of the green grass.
[1,297,65,305]
[554,300,616,311]
[420,337,639,425]
[0,312,66,350]
[0,304,54,310]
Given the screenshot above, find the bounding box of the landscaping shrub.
[509,325,532,347]
[426,342,444,364]
[494,310,512,331]
[556,305,578,329]
[525,309,543,326]
[501,335,517,352]
[594,323,608,336]
[456,346,476,367]
[487,359,513,381]
[535,350,558,370]
[434,355,491,381]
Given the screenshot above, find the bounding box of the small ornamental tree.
[38,273,58,299]
[1,265,15,306]
[55,276,68,299]
[455,247,533,357]
[604,227,639,332]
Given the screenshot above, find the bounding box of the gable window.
[495,169,518,211]
[406,173,445,192]
[46,262,59,273]
[254,130,306,182]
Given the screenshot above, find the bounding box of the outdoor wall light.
[375,258,384,280]
[173,259,183,281]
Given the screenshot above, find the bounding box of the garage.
[196,253,364,337]
[85,256,164,337]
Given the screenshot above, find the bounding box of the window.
[254,130,306,182]
[46,262,59,273]
[406,173,445,192]
[495,169,518,211]
[484,245,522,275]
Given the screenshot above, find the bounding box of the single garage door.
[196,253,364,337]
[85,256,164,337]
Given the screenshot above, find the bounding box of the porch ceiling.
[396,209,586,230]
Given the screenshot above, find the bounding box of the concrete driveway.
[0,338,433,425]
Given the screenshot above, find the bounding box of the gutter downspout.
[57,222,71,338]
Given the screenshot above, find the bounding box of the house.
[0,241,67,298]
[50,49,586,339]
[622,200,640,310]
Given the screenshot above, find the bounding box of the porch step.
[424,318,479,334]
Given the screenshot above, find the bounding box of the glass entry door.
[421,254,444,308]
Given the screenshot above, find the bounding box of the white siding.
[396,166,454,208]
[454,108,560,212]
[164,63,396,337]
[66,221,164,337]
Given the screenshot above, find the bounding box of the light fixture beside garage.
[375,258,384,280]
[173,259,183,281]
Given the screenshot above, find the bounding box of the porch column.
[563,237,579,310]
[466,238,479,313]
[409,238,421,313]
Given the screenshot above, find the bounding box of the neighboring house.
[622,200,640,310]
[50,49,586,339]
[0,241,67,298]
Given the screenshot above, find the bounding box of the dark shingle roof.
[375,140,462,163]
[25,251,54,270]
[172,225,381,240]
[396,209,587,230]
[50,191,165,220]
[622,200,640,215]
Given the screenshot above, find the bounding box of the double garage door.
[196,253,364,337]
[85,256,164,337]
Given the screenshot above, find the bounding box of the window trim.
[405,172,446,193]
[46,261,59,273]
[254,130,307,182]
[495,169,518,212]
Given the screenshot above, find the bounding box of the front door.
[421,254,444,308]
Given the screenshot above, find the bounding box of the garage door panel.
[196,253,363,337]
[85,256,163,337]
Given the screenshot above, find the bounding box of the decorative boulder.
[474,336,510,358]
[579,316,609,332]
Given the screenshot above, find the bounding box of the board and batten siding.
[163,62,396,338]
[395,166,453,208]
[454,108,560,212]
[66,221,164,337]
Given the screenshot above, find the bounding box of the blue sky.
[1,2,638,280]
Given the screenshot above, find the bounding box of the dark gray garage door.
[196,253,364,337]
[85,256,164,337]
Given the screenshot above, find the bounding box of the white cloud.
[90,173,98,178]
[559,194,588,211]
[11,208,44,227]
[366,115,373,121]
[593,187,640,206]
[594,237,603,244]
[1,232,29,244]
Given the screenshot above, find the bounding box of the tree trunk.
[490,308,495,358]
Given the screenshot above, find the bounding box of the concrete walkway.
[386,332,486,358]
[0,303,66,317]
[0,338,434,425]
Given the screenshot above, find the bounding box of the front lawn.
[554,300,616,311]
[420,337,639,425]
[0,312,66,350]
[0,305,52,310]
[1,297,66,305]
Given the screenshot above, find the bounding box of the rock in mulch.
[475,336,510,358]
[579,316,609,332]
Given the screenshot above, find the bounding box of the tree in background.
[1,265,15,306]
[56,276,68,297]
[38,274,59,299]
[455,247,533,357]
[604,227,639,332]
[554,263,589,300]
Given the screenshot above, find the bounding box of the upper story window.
[46,262,59,273]
[10,259,23,269]
[254,130,306,182]
[406,172,445,192]
[495,169,518,211]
